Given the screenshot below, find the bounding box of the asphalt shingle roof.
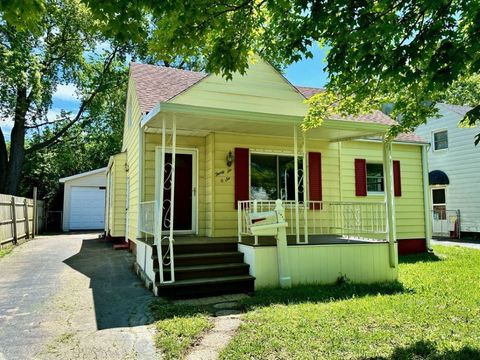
[130,63,425,143]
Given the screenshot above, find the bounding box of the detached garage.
[60,168,107,232]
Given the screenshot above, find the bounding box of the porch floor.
[173,235,386,246]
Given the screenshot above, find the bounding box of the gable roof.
[130,62,207,114]
[59,167,107,183]
[129,62,425,143]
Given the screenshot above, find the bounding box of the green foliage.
[57,0,480,140]
[442,73,480,144]
[221,246,480,359]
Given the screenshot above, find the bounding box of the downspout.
[421,144,433,251]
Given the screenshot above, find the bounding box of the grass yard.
[220,245,480,359]
[0,245,13,259]
[150,300,214,360]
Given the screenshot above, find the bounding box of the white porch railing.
[139,201,155,235]
[238,199,387,244]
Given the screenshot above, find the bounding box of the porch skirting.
[238,242,398,289]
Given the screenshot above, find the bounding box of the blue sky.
[284,45,329,88]
[1,45,329,141]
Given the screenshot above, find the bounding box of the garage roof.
[59,167,107,183]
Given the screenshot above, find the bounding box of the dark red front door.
[162,153,193,231]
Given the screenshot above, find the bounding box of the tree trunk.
[2,87,28,195]
[0,127,8,191]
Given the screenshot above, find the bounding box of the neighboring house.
[60,168,107,232]
[415,103,480,238]
[105,56,431,298]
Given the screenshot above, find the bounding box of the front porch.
[135,103,400,297]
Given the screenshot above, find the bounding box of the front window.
[433,130,448,151]
[250,154,303,201]
[366,163,384,193]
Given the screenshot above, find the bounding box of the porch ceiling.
[142,102,389,141]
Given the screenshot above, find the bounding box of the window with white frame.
[433,130,448,151]
[366,163,384,193]
[432,187,447,220]
[250,153,304,201]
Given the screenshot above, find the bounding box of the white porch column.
[167,115,177,282]
[154,117,167,283]
[293,125,300,243]
[302,131,309,243]
[383,138,398,268]
[422,144,433,250]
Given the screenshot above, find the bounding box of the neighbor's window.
[250,154,303,201]
[366,163,384,193]
[432,188,447,220]
[433,130,448,150]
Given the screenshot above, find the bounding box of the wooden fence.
[0,191,44,247]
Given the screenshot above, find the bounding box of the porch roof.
[141,102,393,142]
[141,102,426,144]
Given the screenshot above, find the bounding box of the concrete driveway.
[0,233,158,360]
[432,239,480,250]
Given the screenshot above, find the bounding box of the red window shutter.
[393,160,402,196]
[234,148,250,209]
[308,152,322,210]
[355,159,367,196]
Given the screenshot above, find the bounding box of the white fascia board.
[59,167,108,183]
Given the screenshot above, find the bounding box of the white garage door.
[70,186,106,230]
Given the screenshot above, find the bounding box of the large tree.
[0,0,138,195]
[67,0,479,139]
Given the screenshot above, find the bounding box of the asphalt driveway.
[0,233,158,360]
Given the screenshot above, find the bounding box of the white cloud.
[53,84,78,102]
[46,108,63,122]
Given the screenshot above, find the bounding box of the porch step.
[155,263,250,281]
[155,275,255,299]
[153,242,237,256]
[153,251,244,267]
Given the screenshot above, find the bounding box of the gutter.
[421,144,433,251]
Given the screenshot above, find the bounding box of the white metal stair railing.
[154,116,176,285]
[237,200,387,243]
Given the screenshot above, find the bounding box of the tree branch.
[25,47,119,153]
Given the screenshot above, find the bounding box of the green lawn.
[150,300,214,360]
[0,245,13,259]
[220,246,480,359]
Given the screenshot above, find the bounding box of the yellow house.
[105,57,432,298]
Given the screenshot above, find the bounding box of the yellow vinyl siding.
[211,133,343,237]
[170,56,307,117]
[107,152,127,237]
[210,133,425,240]
[122,76,142,241]
[205,133,215,236]
[143,133,207,235]
[338,141,425,239]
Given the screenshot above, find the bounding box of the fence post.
[11,197,17,244]
[24,198,29,239]
[33,187,37,237]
